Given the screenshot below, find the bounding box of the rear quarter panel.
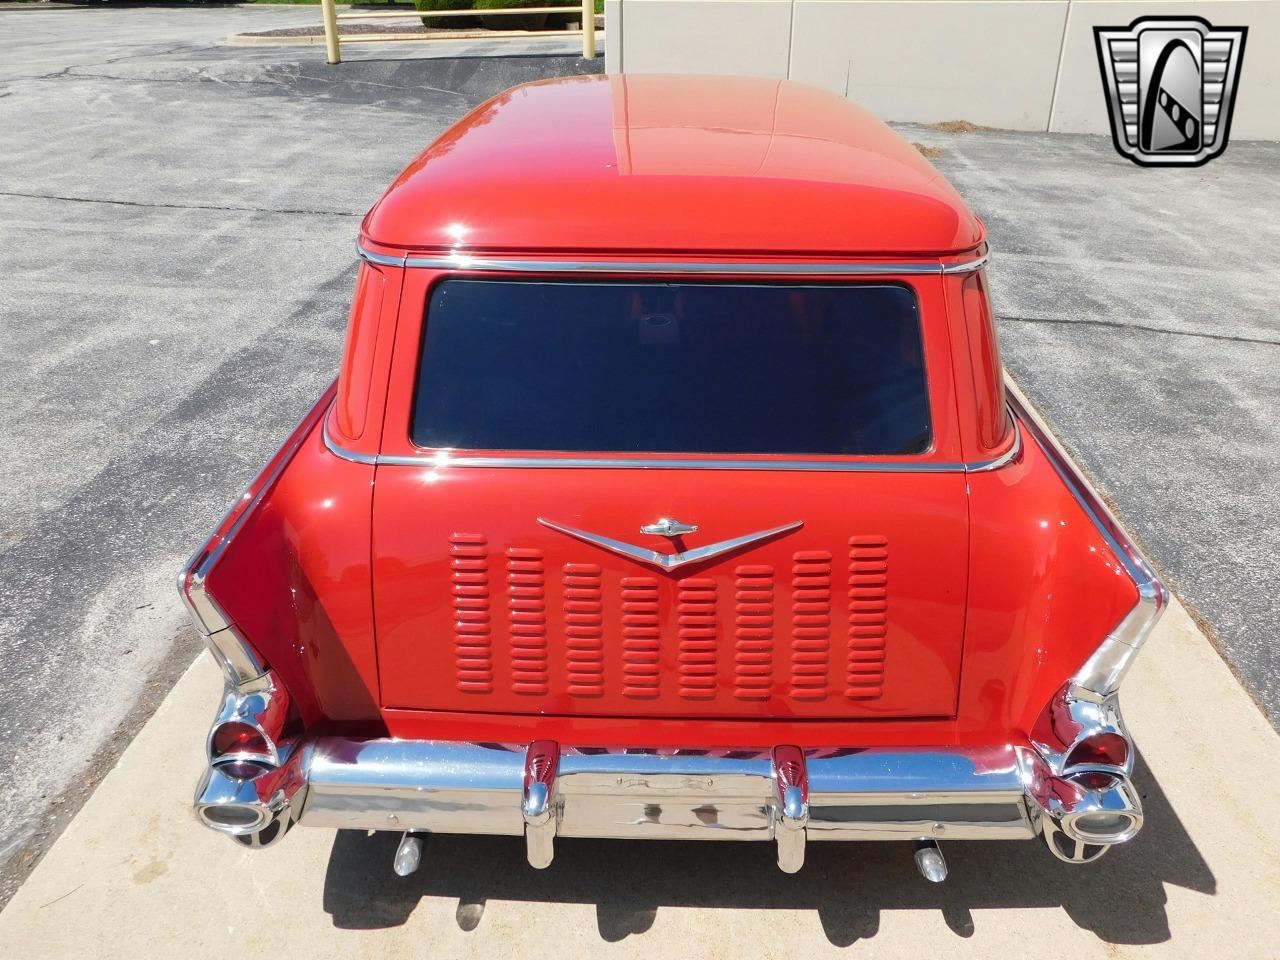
[960,427,1139,737]
[204,418,383,730]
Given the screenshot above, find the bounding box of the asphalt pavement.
[0,0,1276,918]
[0,4,600,902]
[907,122,1280,721]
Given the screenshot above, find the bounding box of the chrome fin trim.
[536,518,803,572]
[1004,377,1167,698]
[179,389,335,687]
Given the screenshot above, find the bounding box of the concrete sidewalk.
[0,600,1275,958]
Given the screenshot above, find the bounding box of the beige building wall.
[606,0,1280,139]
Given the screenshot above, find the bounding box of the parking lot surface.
[0,1,1277,921]
[908,122,1280,728]
[0,5,598,900]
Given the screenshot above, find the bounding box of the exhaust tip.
[393,832,426,877]
[1065,810,1141,845]
[913,839,947,882]
[198,803,268,833]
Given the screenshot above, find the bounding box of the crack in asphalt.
[0,41,199,83]
[271,66,474,99]
[1,63,483,101]
[999,313,1279,348]
[0,189,359,218]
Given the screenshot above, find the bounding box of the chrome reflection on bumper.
[192,735,1144,869]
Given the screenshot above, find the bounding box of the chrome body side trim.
[1004,378,1167,699]
[536,517,804,572]
[356,241,989,277]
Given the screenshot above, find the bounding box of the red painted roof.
[362,75,983,257]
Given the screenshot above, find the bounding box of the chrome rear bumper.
[196,733,1143,870]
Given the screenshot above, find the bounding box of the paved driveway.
[0,1,1276,912]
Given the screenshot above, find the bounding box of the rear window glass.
[412,279,931,455]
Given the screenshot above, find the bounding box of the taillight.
[1071,771,1121,791]
[212,721,271,759]
[1030,681,1134,784]
[1064,732,1129,770]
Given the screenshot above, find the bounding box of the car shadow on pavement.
[321,750,1213,946]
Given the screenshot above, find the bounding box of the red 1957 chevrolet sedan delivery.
[179,75,1165,882]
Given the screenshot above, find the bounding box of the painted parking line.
[0,598,1276,958]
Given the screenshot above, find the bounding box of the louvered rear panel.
[677,578,718,700]
[506,547,548,695]
[450,533,492,694]
[448,537,894,707]
[563,562,605,697]
[790,551,833,700]
[375,469,966,719]
[733,564,774,700]
[847,536,889,700]
[621,577,660,698]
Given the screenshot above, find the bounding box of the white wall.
[607,0,1280,139]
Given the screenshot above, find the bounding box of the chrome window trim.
[357,241,989,276]
[965,422,1022,472]
[346,244,1003,471]
[322,418,378,465]
[357,247,407,267]
[323,410,1022,474]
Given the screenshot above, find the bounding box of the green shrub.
[542,0,603,30]
[414,0,477,29]
[414,0,599,30]
[475,0,550,31]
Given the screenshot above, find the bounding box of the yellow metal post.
[582,0,596,59]
[320,0,342,64]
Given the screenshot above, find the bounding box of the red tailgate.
[372,467,967,719]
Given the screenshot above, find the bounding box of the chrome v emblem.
[640,517,698,538]
[537,518,804,572]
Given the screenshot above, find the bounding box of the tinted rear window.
[412,280,930,455]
